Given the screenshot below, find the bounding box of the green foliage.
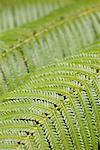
[0,0,75,32]
[0,47,100,149]
[0,0,100,149]
[0,0,99,32]
[0,1,100,94]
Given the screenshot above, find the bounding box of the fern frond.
[0,3,100,94]
[0,0,75,32]
[0,1,99,149]
[0,49,99,150]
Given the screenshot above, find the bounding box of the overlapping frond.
[0,0,100,149]
[0,47,99,149]
[0,2,100,94]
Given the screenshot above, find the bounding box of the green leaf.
[0,47,99,149]
[0,1,100,94]
[0,1,99,149]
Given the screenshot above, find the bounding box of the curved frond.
[0,48,99,149]
[0,1,99,149]
[0,2,100,94]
